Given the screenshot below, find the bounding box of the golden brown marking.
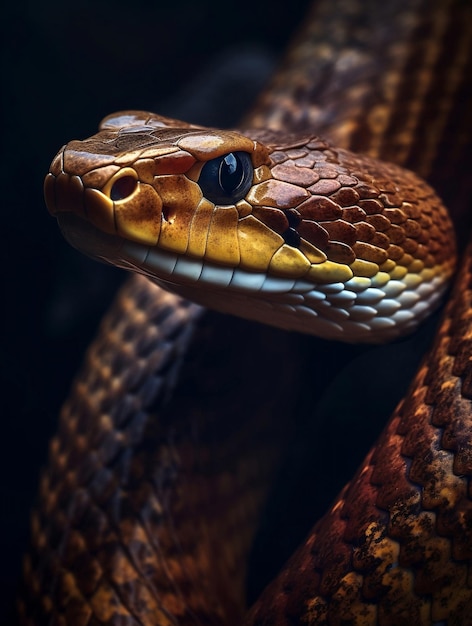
[19,0,472,624]
[246,241,472,624]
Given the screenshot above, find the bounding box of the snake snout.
[44,167,118,236]
[44,170,85,218]
[44,147,166,247]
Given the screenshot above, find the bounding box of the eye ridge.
[199,151,253,205]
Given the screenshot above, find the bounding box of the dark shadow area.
[1,1,309,619]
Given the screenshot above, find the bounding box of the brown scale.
[20,0,472,625]
[271,163,320,187]
[248,139,453,275]
[246,240,472,623]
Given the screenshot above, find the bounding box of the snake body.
[19,0,471,624]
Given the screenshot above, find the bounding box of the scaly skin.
[20,0,471,624]
[19,280,306,625]
[44,112,455,343]
[245,242,472,624]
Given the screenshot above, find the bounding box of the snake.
[18,0,471,624]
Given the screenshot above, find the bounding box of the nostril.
[162,205,176,222]
[110,175,137,201]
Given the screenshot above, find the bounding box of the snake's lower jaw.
[54,213,124,266]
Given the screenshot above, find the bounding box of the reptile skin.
[19,0,471,624]
[43,112,456,342]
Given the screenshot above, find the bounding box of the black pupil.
[199,151,253,205]
[110,175,137,201]
[220,153,243,193]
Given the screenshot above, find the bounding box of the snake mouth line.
[56,211,316,294]
[55,212,448,343]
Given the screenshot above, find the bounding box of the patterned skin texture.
[246,242,472,624]
[45,113,455,343]
[19,281,306,625]
[20,0,471,624]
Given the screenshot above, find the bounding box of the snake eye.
[199,151,253,205]
[110,175,137,201]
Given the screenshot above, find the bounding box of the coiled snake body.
[19,0,472,624]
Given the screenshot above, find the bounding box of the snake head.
[45,111,268,253]
[45,111,456,342]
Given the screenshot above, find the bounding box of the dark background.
[1,1,442,621]
[1,1,311,618]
